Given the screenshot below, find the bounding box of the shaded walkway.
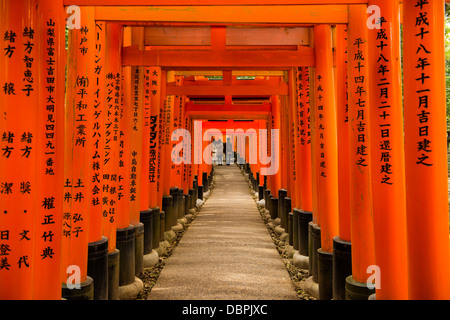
[147,164,299,300]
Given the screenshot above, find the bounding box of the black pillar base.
[264,189,271,209]
[258,185,264,201]
[198,185,204,201]
[333,236,352,300]
[278,189,288,229]
[309,222,321,282]
[193,178,198,204]
[108,249,120,300]
[159,211,165,242]
[151,207,160,250]
[62,276,94,300]
[284,197,292,239]
[169,188,179,227]
[345,275,375,300]
[87,236,109,300]
[178,189,184,219]
[288,211,293,246]
[298,210,313,256]
[184,194,190,215]
[269,196,278,220]
[202,172,208,192]
[162,195,173,231]
[140,209,153,255]
[318,248,333,300]
[188,189,195,209]
[293,209,299,250]
[116,225,136,286]
[134,223,144,277]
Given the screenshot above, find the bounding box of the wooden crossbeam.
[94,5,349,24]
[167,84,287,96]
[186,103,270,119]
[143,26,309,46]
[64,0,368,5]
[122,46,314,67]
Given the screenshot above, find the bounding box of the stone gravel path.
[147,164,298,300]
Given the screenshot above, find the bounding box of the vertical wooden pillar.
[403,0,450,299]
[61,6,96,297]
[288,69,298,210]
[0,0,37,300]
[141,67,151,213]
[117,27,132,231]
[297,67,313,213]
[102,22,121,253]
[368,0,408,299]
[88,20,105,245]
[314,24,340,300]
[331,24,353,300]
[270,96,282,198]
[148,67,161,210]
[314,25,340,253]
[345,4,376,300]
[171,76,183,190]
[128,27,144,226]
[335,25,351,243]
[31,0,65,300]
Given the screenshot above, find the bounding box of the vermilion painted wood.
[122,46,315,68]
[368,0,408,299]
[93,5,349,24]
[403,0,450,300]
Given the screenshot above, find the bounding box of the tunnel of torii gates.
[0,0,449,301]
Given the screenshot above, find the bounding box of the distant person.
[215,139,223,165]
[225,137,233,165]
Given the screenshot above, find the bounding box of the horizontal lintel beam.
[94,5,349,24]
[167,84,287,96]
[66,0,367,5]
[122,47,314,67]
[185,103,271,114]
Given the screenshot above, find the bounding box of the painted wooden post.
[117,27,132,232]
[61,6,96,299]
[295,67,314,262]
[270,95,282,220]
[368,0,409,300]
[102,22,121,254]
[102,22,122,300]
[288,69,298,211]
[403,0,450,300]
[0,0,38,300]
[335,25,351,244]
[88,20,105,246]
[141,67,151,213]
[297,67,313,213]
[31,0,66,300]
[332,24,352,300]
[345,4,376,300]
[314,24,340,300]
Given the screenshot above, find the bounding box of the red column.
[297,67,313,212]
[347,3,376,286]
[147,67,161,209]
[32,0,65,300]
[0,0,38,300]
[368,0,408,299]
[61,6,96,287]
[102,22,121,253]
[335,25,351,243]
[403,0,450,299]
[314,25,339,253]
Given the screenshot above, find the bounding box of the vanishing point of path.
[147,164,299,300]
